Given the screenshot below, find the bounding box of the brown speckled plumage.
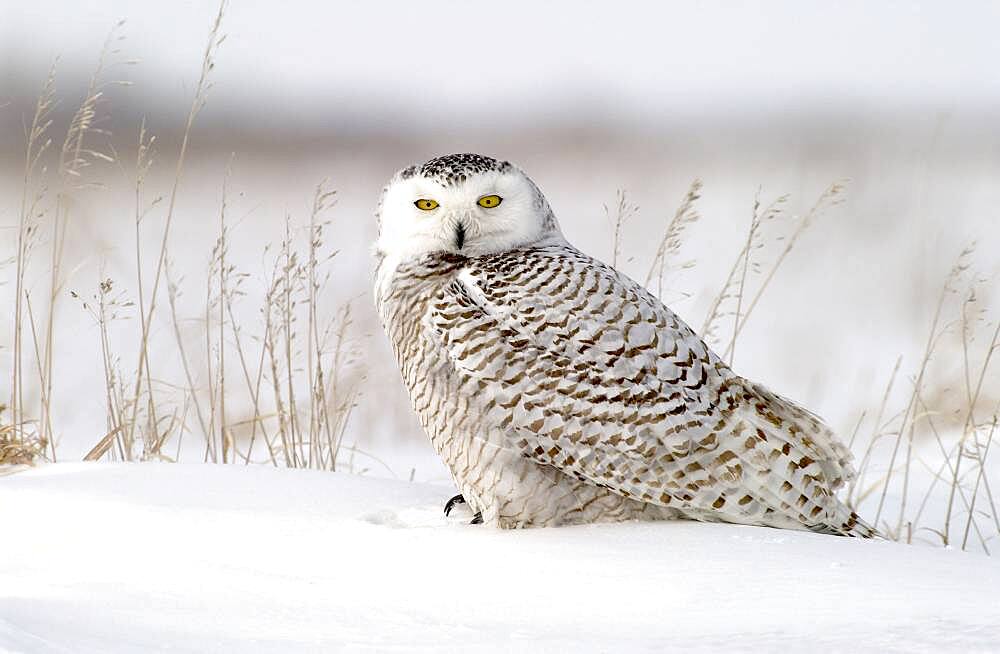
[374,154,875,536]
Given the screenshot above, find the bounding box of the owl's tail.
[829,509,881,539]
[730,377,881,539]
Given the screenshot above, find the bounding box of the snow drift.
[2,463,998,652]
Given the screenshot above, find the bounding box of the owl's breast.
[375,251,482,437]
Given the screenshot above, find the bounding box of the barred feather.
[374,153,874,536]
[377,244,874,536]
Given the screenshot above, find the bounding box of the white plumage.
[374,153,874,536]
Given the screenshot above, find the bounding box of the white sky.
[3,0,999,125]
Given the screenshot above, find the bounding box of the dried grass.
[2,1,364,470]
[605,189,638,270]
[0,404,44,465]
[841,244,999,549]
[7,20,133,465]
[644,179,701,300]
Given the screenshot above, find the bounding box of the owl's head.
[374,153,563,262]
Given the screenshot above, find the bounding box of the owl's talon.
[470,511,484,525]
[443,494,466,516]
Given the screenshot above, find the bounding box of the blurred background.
[2,1,999,483]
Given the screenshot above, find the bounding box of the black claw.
[443,494,466,517]
[470,512,483,525]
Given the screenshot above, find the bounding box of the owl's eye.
[477,194,502,208]
[414,199,439,211]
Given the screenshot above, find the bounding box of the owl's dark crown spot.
[418,153,512,186]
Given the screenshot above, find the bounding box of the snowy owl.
[373,153,874,537]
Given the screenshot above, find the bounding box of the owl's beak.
[454,221,467,250]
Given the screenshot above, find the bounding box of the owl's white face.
[374,155,561,264]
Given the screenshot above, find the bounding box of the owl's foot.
[443,494,466,516]
[443,493,483,524]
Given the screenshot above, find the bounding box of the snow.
[2,463,999,653]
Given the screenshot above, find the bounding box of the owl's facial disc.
[375,155,560,262]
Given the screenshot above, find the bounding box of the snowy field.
[3,463,999,653]
[3,3,999,652]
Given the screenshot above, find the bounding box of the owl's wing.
[427,245,870,535]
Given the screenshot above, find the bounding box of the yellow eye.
[414,199,439,211]
[477,194,502,208]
